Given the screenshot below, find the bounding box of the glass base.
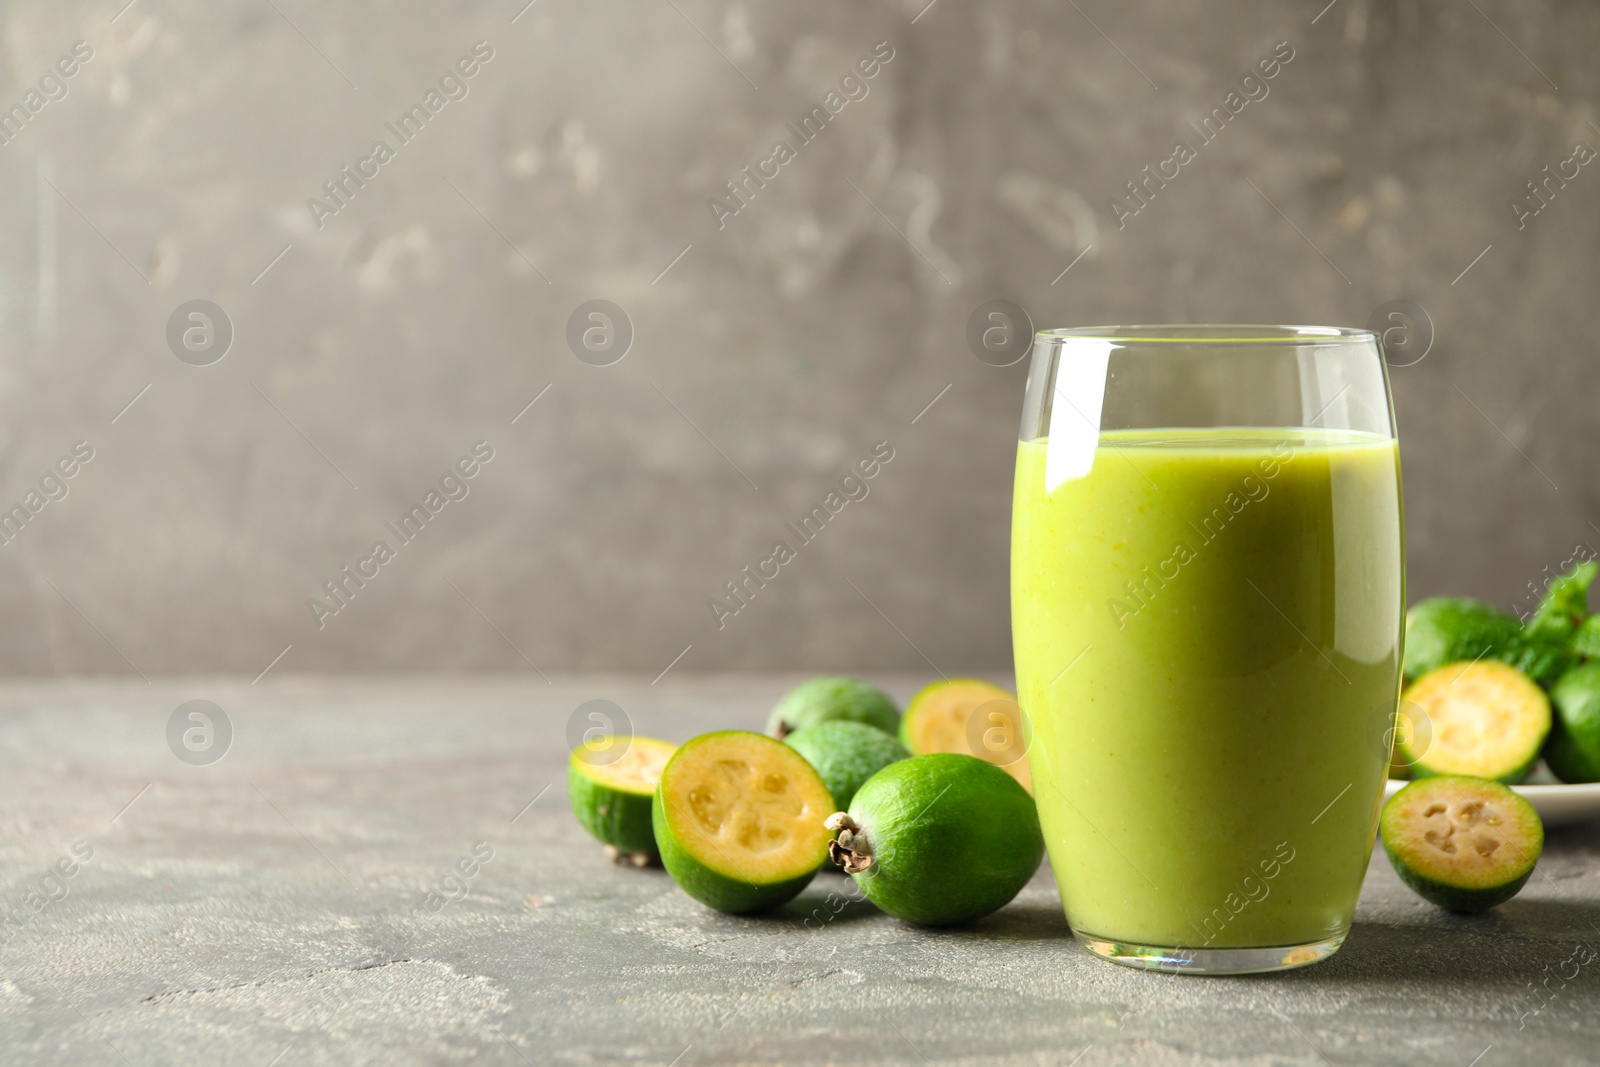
[1074,930,1346,975]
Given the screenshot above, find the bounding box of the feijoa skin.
[766,677,900,740]
[783,720,909,810]
[828,754,1043,926]
[1546,663,1600,783]
[1381,777,1543,913]
[568,736,676,861]
[653,731,834,914]
[1405,598,1522,682]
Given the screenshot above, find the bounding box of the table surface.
[3,676,1598,1067]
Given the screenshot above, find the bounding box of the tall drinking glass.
[1011,326,1404,974]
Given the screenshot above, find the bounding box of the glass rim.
[1033,324,1378,347]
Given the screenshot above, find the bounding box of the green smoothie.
[1012,427,1403,950]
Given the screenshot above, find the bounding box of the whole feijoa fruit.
[784,720,909,809]
[766,676,900,739]
[826,753,1043,926]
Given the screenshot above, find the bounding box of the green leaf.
[1503,635,1575,686]
[1525,561,1598,639]
[1574,615,1600,660]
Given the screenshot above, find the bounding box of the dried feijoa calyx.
[652,731,833,914]
[568,735,676,864]
[827,753,1043,926]
[1381,776,1543,913]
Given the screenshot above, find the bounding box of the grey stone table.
[3,676,1598,1066]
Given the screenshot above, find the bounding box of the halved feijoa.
[1398,661,1550,783]
[783,720,909,810]
[1545,662,1600,783]
[827,753,1043,926]
[1381,776,1543,912]
[652,731,833,914]
[766,677,900,739]
[568,735,676,864]
[900,678,1032,793]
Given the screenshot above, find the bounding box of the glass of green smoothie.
[1011,325,1403,974]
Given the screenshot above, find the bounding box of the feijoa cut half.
[1381,776,1543,912]
[900,678,1032,793]
[783,720,909,810]
[1397,661,1550,783]
[653,731,833,914]
[568,735,676,864]
[827,753,1043,926]
[766,676,900,740]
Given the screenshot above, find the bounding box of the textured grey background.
[0,0,1596,676]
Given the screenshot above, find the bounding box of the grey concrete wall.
[0,0,1595,677]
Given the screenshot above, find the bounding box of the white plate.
[1384,778,1600,827]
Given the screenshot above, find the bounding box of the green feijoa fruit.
[784,720,909,810]
[1403,598,1523,683]
[827,753,1043,926]
[1398,661,1550,784]
[1545,663,1600,783]
[568,736,676,864]
[1381,776,1543,913]
[766,676,900,740]
[652,731,833,914]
